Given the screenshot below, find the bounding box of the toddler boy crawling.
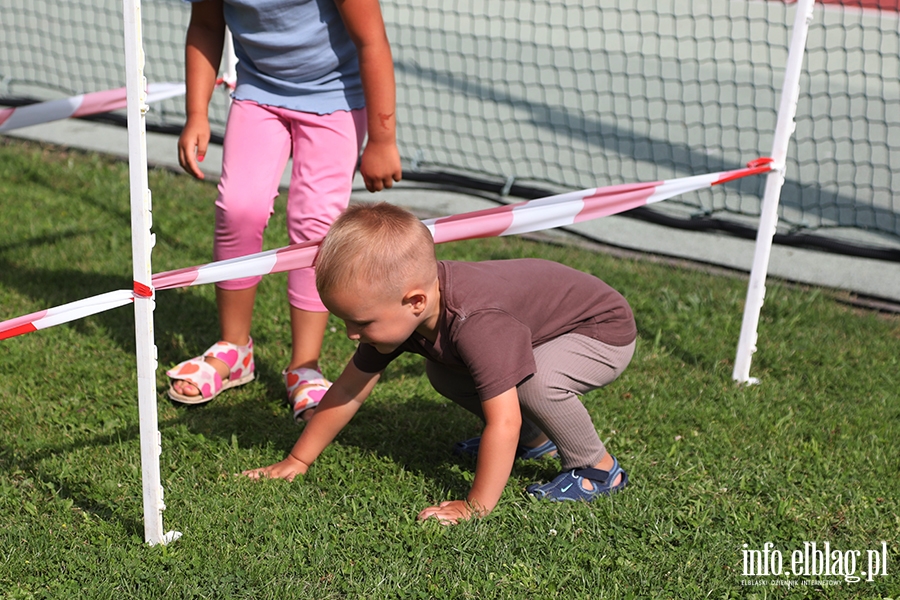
[244,202,637,524]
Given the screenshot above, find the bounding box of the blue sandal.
[526,456,628,502]
[453,436,558,460]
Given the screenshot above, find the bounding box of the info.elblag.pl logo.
[741,542,890,586]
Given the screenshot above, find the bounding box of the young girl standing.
[166,0,402,420]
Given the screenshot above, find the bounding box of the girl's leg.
[217,286,256,348]
[281,107,367,372]
[172,100,291,396]
[288,308,329,371]
[517,334,635,474]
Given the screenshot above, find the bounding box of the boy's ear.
[402,289,428,314]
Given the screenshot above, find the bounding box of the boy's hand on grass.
[417,500,479,525]
[241,456,307,482]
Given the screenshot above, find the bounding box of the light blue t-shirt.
[190,0,365,114]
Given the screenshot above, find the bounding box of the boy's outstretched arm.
[242,361,381,481]
[417,388,521,524]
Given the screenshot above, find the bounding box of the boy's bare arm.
[242,361,381,481]
[418,388,521,524]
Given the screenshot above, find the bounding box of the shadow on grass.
[0,228,94,256]
[0,254,230,361]
[0,436,147,538]
[0,255,138,344]
[0,372,562,536]
[169,388,520,498]
[377,358,427,382]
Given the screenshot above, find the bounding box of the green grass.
[1,136,898,599]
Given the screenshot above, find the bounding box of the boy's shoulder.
[439,258,584,283]
[438,259,606,309]
[441,257,566,273]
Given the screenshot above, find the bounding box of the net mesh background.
[2,0,898,250]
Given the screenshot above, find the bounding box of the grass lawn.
[0,136,898,599]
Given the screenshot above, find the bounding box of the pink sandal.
[284,367,331,422]
[166,339,255,405]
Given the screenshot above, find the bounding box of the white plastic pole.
[222,27,237,106]
[122,0,180,545]
[732,0,816,384]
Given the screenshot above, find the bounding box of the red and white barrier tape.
[0,159,772,341]
[0,82,186,132]
[215,77,237,91]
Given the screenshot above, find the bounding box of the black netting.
[2,0,898,255]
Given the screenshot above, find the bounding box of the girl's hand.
[177,115,212,180]
[417,500,481,525]
[241,455,308,482]
[359,138,402,192]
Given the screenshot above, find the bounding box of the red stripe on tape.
[0,323,38,341]
[133,282,153,297]
[713,166,772,186]
[0,107,13,128]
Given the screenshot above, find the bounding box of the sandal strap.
[202,338,254,377]
[166,338,255,401]
[284,367,331,421]
[166,356,223,400]
[573,459,621,486]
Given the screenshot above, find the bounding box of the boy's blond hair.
[315,203,437,299]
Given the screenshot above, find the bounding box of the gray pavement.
[6,118,900,306]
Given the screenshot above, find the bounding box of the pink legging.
[214,99,367,311]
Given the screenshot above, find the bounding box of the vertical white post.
[222,27,237,107]
[122,0,180,545]
[732,0,816,384]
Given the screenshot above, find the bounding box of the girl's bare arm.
[335,0,402,192]
[178,0,226,179]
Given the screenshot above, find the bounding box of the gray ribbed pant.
[426,333,636,470]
